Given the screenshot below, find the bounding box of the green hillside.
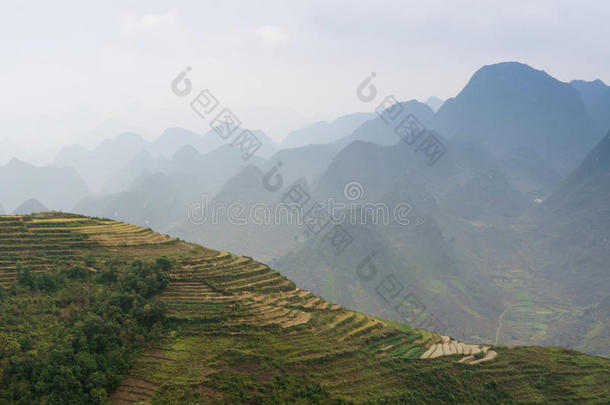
[0,213,608,404]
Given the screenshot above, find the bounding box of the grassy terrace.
[0,214,178,289]
[0,213,609,404]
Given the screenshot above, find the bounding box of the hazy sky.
[1,0,609,163]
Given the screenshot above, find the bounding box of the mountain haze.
[434,62,596,175]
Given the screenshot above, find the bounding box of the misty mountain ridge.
[281,111,376,148]
[0,158,89,212]
[12,198,48,215]
[333,100,435,150]
[434,61,598,176]
[54,127,278,193]
[425,96,445,112]
[570,78,610,138]
[3,60,610,358]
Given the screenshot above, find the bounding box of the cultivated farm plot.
[0,213,179,287]
[4,213,606,404]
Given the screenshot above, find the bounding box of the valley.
[3,3,610,402]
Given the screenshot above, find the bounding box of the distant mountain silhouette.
[200,128,278,158]
[281,112,376,148]
[570,79,610,138]
[74,171,205,231]
[54,126,276,192]
[101,150,170,194]
[425,96,445,112]
[13,198,48,215]
[434,62,596,175]
[147,127,209,158]
[171,144,266,195]
[54,132,147,191]
[0,158,89,212]
[333,100,434,149]
[263,143,338,187]
[169,166,303,262]
[73,142,267,230]
[315,135,470,205]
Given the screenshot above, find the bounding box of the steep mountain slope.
[434,62,597,175]
[441,167,528,220]
[530,132,610,355]
[477,131,610,357]
[272,133,584,349]
[281,112,376,148]
[538,131,610,297]
[313,138,458,202]
[314,137,527,216]
[570,79,610,137]
[0,158,89,212]
[275,153,508,341]
[0,213,608,404]
[169,166,303,262]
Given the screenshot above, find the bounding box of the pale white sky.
[1,0,609,163]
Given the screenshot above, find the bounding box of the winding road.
[495,304,516,345]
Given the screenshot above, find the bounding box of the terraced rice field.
[3,213,609,404]
[0,213,177,288]
[110,249,448,403]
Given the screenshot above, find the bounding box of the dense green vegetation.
[0,258,170,404]
[0,213,609,404]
